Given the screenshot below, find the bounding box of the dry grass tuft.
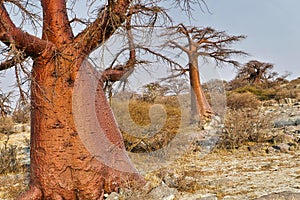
[227,92,261,110]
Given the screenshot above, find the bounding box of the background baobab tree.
[0,0,209,199]
[164,24,246,122]
[238,60,277,85]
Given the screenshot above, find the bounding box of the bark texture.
[1,0,143,199]
[19,46,141,200]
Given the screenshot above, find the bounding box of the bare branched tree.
[163,24,246,122]
[99,2,185,99]
[162,77,190,96]
[238,60,275,84]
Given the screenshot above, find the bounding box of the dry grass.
[0,134,29,200]
[0,173,29,199]
[111,96,185,152]
[2,78,300,199]
[227,92,261,110]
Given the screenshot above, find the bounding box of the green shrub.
[234,85,276,100]
[274,89,298,101]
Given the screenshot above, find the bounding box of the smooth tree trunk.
[17,46,141,199]
[188,60,213,123]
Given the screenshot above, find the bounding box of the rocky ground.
[1,101,300,199]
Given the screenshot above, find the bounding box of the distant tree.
[238,60,274,85]
[162,77,189,96]
[141,82,167,102]
[234,60,290,87]
[164,24,246,122]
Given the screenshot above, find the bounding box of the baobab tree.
[0,0,208,199]
[165,24,246,122]
[238,60,275,85]
[229,60,290,89]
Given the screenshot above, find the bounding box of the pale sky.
[181,0,300,80]
[2,1,300,93]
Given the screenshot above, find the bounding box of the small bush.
[227,92,261,110]
[217,108,271,150]
[112,97,182,152]
[12,109,30,124]
[0,117,14,134]
[274,89,298,101]
[0,136,23,174]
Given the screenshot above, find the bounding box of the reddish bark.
[102,68,132,82]
[1,1,143,199]
[169,26,214,122]
[189,62,213,122]
[187,36,214,122]
[18,47,142,200]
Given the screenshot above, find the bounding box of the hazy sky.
[2,0,300,93]
[181,0,300,80]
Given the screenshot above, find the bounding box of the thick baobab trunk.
[0,0,141,198]
[18,50,141,200]
[189,62,213,123]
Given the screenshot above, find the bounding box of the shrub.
[234,85,276,100]
[217,108,271,150]
[12,102,30,124]
[0,117,14,134]
[227,92,261,110]
[112,97,182,152]
[0,136,23,174]
[274,89,298,101]
[12,108,30,124]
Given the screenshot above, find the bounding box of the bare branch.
[0,4,54,57]
[0,54,28,71]
[131,3,172,27]
[159,68,189,82]
[107,44,183,71]
[14,64,28,103]
[5,0,42,31]
[74,0,131,55]
[135,44,184,69]
[174,0,211,16]
[169,40,189,53]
